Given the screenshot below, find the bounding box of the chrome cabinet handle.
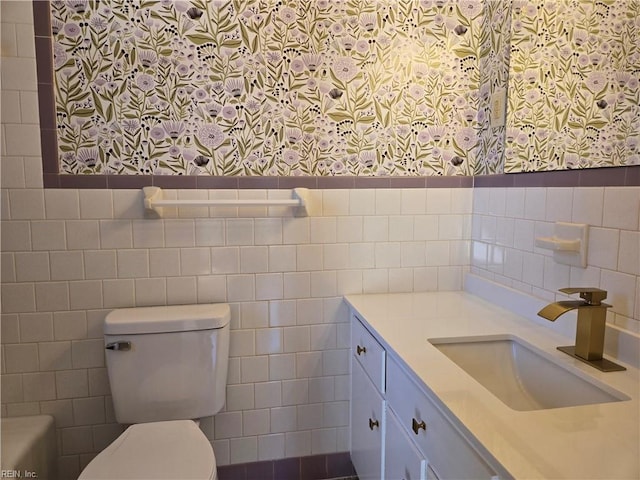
[412,417,426,435]
[356,345,366,355]
[105,341,131,351]
[368,418,379,430]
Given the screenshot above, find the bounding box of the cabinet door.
[385,409,426,480]
[351,358,385,480]
[351,314,386,392]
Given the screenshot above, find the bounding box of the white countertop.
[345,290,640,480]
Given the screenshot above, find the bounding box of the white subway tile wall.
[2,183,473,479]
[471,187,640,333]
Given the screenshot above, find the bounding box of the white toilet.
[79,303,231,480]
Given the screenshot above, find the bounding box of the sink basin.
[429,335,629,411]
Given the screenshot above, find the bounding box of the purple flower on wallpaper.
[67,0,88,14]
[279,7,297,24]
[359,151,376,168]
[464,108,476,122]
[328,88,343,100]
[149,126,165,141]
[450,156,464,167]
[291,58,305,73]
[123,119,140,132]
[282,148,299,165]
[138,50,158,68]
[64,22,81,37]
[197,124,225,148]
[459,0,483,18]
[417,129,430,143]
[244,98,261,113]
[341,36,356,51]
[222,106,237,120]
[186,7,203,20]
[77,148,99,167]
[332,57,358,82]
[355,40,369,54]
[53,43,67,68]
[408,84,425,100]
[359,14,376,32]
[225,78,243,97]
[90,16,107,31]
[193,155,209,166]
[585,72,608,93]
[455,127,477,150]
[285,128,303,144]
[136,74,156,92]
[194,89,208,101]
[51,18,63,34]
[206,102,222,117]
[454,25,468,35]
[428,126,446,142]
[302,54,322,72]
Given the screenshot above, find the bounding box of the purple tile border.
[278,176,319,189]
[40,129,57,173]
[627,166,640,185]
[578,166,627,187]
[196,176,239,189]
[473,166,640,188]
[217,452,356,480]
[32,1,51,37]
[152,175,198,189]
[42,167,639,190]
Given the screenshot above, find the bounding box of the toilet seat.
[79,420,216,480]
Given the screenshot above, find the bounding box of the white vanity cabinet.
[350,314,500,480]
[350,314,386,480]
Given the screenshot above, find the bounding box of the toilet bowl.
[79,420,216,480]
[78,304,230,480]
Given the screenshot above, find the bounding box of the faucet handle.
[559,287,607,306]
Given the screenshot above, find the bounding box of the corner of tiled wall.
[471,186,640,333]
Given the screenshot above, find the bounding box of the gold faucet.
[538,288,626,372]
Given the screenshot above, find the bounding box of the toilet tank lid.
[104,304,230,335]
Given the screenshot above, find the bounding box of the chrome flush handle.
[105,341,131,351]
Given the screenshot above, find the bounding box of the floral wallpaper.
[477,0,511,175]
[505,0,640,172]
[51,0,493,177]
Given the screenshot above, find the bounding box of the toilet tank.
[104,304,230,424]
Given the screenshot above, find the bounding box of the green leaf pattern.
[52,0,638,176]
[52,0,487,176]
[505,0,640,172]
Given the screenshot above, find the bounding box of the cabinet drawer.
[351,314,386,393]
[385,408,426,480]
[351,358,385,480]
[387,356,497,480]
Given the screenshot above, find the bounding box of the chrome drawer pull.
[357,345,366,355]
[412,417,426,435]
[369,418,379,430]
[105,341,131,351]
